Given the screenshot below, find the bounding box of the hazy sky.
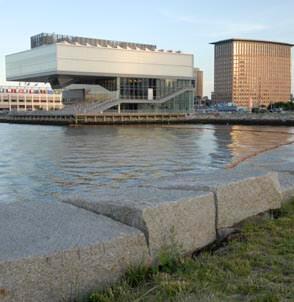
[1,0,294,96]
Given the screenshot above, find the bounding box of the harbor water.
[0,123,293,204]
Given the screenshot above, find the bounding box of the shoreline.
[0,112,294,126]
[0,131,293,302]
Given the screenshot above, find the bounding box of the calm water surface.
[0,123,293,204]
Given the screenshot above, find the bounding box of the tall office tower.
[193,68,203,99]
[211,39,292,108]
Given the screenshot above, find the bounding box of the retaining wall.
[187,112,294,126]
[1,112,294,126]
[0,147,293,302]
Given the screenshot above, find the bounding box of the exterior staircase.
[60,87,193,114]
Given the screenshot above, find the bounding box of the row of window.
[0,88,58,94]
[0,99,61,103]
[215,42,290,58]
[1,106,62,111]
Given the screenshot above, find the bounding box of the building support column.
[117,77,121,113]
[116,77,120,99]
[9,95,11,111]
[17,94,19,111]
[46,94,49,111]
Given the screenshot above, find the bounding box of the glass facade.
[120,78,192,100]
[61,76,194,113]
[118,91,193,113]
[75,77,117,91]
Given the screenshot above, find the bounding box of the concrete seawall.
[0,112,294,126]
[0,144,293,302]
[187,112,294,126]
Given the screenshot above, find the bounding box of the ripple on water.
[0,124,293,204]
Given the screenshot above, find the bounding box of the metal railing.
[73,87,193,114]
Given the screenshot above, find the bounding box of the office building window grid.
[214,40,291,107]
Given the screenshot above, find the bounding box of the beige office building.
[211,39,292,108]
[0,85,63,112]
[193,68,203,99]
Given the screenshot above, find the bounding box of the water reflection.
[229,125,294,163]
[0,124,293,204]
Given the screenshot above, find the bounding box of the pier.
[0,112,187,125]
[1,111,294,126]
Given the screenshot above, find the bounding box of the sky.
[0,0,294,96]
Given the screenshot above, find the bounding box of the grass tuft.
[88,200,294,302]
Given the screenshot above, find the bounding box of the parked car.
[269,108,283,113]
[252,107,267,113]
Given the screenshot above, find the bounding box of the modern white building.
[6,33,195,113]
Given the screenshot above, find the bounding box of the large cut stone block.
[145,169,282,230]
[64,189,216,256]
[215,172,282,228]
[0,201,148,302]
[277,172,294,203]
[142,193,216,255]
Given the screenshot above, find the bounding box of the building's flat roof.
[29,33,185,54]
[210,38,294,47]
[31,33,157,51]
